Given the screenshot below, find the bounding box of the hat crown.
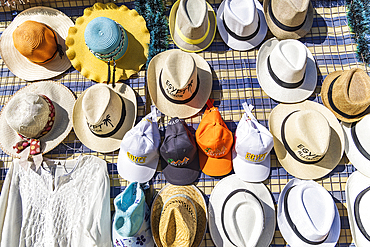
[269,39,307,84]
[357,186,370,236]
[271,0,309,27]
[353,115,370,155]
[5,92,50,138]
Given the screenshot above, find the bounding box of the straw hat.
[169,0,217,52]
[321,68,370,123]
[151,184,207,247]
[269,100,344,180]
[73,83,137,153]
[263,0,313,40]
[346,171,370,247]
[208,174,276,247]
[217,0,267,51]
[0,81,75,158]
[257,37,317,103]
[147,49,212,119]
[278,178,340,247]
[66,3,149,83]
[0,7,74,81]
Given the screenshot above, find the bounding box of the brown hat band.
[222,14,260,41]
[268,2,307,32]
[267,56,305,89]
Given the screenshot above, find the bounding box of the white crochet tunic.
[0,155,112,247]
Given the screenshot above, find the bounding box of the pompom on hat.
[66,3,150,84]
[0,7,74,81]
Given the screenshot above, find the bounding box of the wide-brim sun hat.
[73,83,137,153]
[0,81,75,158]
[147,49,212,119]
[269,100,344,179]
[217,0,267,51]
[346,171,370,247]
[66,2,150,83]
[151,184,207,247]
[0,7,74,81]
[208,174,276,247]
[257,37,317,103]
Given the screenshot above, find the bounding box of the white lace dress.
[0,155,112,247]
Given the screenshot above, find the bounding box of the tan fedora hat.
[0,81,75,158]
[321,68,370,123]
[73,83,137,153]
[0,7,74,81]
[151,184,207,247]
[147,49,212,119]
[263,0,313,40]
[169,0,217,52]
[269,100,344,180]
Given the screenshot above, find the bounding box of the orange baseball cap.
[195,99,233,176]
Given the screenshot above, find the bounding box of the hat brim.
[162,153,200,185]
[147,49,212,119]
[0,81,75,158]
[169,0,217,52]
[66,3,149,83]
[151,184,207,247]
[278,179,341,247]
[232,149,271,182]
[257,37,317,103]
[73,83,137,153]
[268,100,344,179]
[0,7,74,81]
[198,148,233,177]
[263,0,313,40]
[208,174,276,247]
[346,171,370,247]
[217,0,267,51]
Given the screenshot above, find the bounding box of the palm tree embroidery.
[102,114,114,127]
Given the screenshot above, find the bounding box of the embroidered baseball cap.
[195,100,233,176]
[160,117,200,185]
[117,107,161,183]
[232,102,274,182]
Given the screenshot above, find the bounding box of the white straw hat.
[217,0,267,51]
[208,174,276,247]
[0,7,73,81]
[346,171,370,247]
[73,83,137,153]
[278,178,340,247]
[257,37,317,103]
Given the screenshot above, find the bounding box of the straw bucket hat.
[169,0,217,52]
[269,100,344,180]
[346,171,370,247]
[73,83,137,153]
[0,7,74,81]
[0,81,75,158]
[321,68,370,123]
[278,178,340,247]
[208,174,276,247]
[263,0,313,40]
[66,3,149,83]
[217,0,267,51]
[147,49,212,119]
[151,184,207,247]
[257,38,317,103]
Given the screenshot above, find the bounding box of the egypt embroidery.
[165,79,193,97]
[88,114,114,132]
[245,152,267,162]
[296,144,322,161]
[127,152,147,164]
[205,146,227,156]
[168,157,189,166]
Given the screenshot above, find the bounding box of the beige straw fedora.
[151,184,207,247]
[0,81,75,158]
[269,100,344,180]
[263,0,313,40]
[169,0,217,52]
[0,7,74,81]
[73,83,137,153]
[321,68,370,123]
[147,49,212,119]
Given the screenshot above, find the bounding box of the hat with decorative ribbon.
[0,81,75,169]
[66,2,150,84]
[169,0,217,52]
[0,7,74,81]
